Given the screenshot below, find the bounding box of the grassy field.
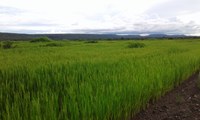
[1,39,200,120]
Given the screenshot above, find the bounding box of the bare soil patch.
[132,71,200,120]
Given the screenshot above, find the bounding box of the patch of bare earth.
[132,71,200,120]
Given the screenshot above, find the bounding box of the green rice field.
[0,39,200,120]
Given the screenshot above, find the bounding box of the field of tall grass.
[0,39,200,120]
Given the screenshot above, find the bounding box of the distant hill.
[0,33,35,41]
[148,34,187,38]
[0,32,198,41]
[0,33,140,41]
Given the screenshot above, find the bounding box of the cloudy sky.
[0,0,200,35]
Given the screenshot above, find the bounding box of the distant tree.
[85,40,98,43]
[128,42,145,48]
[30,37,52,42]
[44,43,64,47]
[2,41,13,49]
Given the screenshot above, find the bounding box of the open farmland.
[0,39,200,120]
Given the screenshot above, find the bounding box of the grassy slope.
[0,40,200,120]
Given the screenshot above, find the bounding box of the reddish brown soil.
[132,71,200,120]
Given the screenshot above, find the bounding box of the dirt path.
[132,71,200,120]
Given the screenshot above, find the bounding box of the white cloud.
[0,0,200,35]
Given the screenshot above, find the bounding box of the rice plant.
[0,39,200,120]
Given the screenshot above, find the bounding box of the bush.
[30,37,51,42]
[2,41,13,49]
[85,40,98,43]
[44,43,63,47]
[128,42,145,48]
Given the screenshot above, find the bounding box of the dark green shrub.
[85,40,98,43]
[44,43,63,47]
[128,42,145,48]
[30,37,51,42]
[2,41,13,49]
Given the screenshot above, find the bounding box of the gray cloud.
[146,0,200,18]
[70,19,200,35]
[16,22,60,27]
[0,6,24,15]
[1,1,200,35]
[1,20,199,35]
[0,29,48,34]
